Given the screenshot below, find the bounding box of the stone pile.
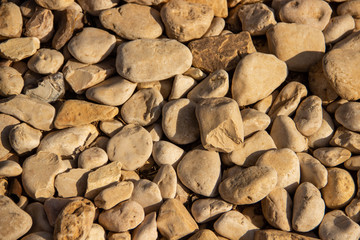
[0,0,360,239]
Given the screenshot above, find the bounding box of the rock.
[335,102,360,132]
[297,153,328,189]
[54,198,95,240]
[0,2,22,39]
[254,229,320,240]
[54,99,118,129]
[25,202,52,233]
[99,200,144,232]
[345,156,360,170]
[124,0,168,5]
[292,182,325,232]
[62,58,115,94]
[153,164,177,199]
[169,74,197,100]
[146,123,163,142]
[234,52,288,106]
[196,97,244,152]
[188,229,218,240]
[121,88,164,126]
[188,32,256,72]
[0,160,22,177]
[0,66,23,97]
[330,127,360,154]
[345,198,360,222]
[337,0,360,18]
[54,169,89,198]
[294,95,323,136]
[254,90,279,114]
[85,161,122,199]
[266,23,325,72]
[191,198,232,223]
[160,0,214,42]
[99,120,124,137]
[185,0,227,17]
[86,76,137,106]
[133,212,158,240]
[223,130,276,166]
[184,67,207,80]
[203,17,225,37]
[241,109,271,137]
[0,114,20,158]
[86,224,106,240]
[271,115,308,152]
[21,232,52,240]
[116,39,192,82]
[162,99,200,145]
[0,37,40,61]
[323,15,355,44]
[219,166,277,205]
[321,167,355,209]
[78,147,108,170]
[35,0,74,10]
[214,210,258,240]
[107,232,131,240]
[257,148,300,193]
[262,188,292,231]
[77,0,120,15]
[308,109,335,148]
[107,124,153,171]
[27,49,63,75]
[152,140,184,166]
[131,179,163,213]
[319,210,360,240]
[0,94,55,131]
[94,181,133,210]
[238,3,277,36]
[313,147,351,167]
[136,79,172,99]
[157,199,198,239]
[25,73,66,103]
[22,152,68,201]
[9,123,42,155]
[177,149,221,197]
[100,4,163,40]
[37,124,98,158]
[24,8,54,43]
[0,195,32,240]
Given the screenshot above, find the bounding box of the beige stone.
[345,156,360,170]
[241,109,271,137]
[191,198,232,223]
[152,140,184,166]
[55,169,89,198]
[78,147,108,170]
[153,164,177,199]
[99,120,124,137]
[294,95,323,136]
[297,153,328,189]
[345,198,360,222]
[335,102,360,132]
[308,111,334,149]
[242,205,267,229]
[77,0,120,16]
[0,37,40,62]
[27,49,63,75]
[43,198,79,227]
[188,32,256,72]
[254,90,279,114]
[100,4,163,40]
[223,130,276,167]
[21,232,52,240]
[107,124,153,170]
[330,127,360,154]
[254,229,320,240]
[86,76,137,106]
[22,152,68,201]
[238,3,277,36]
[86,224,106,240]
[219,166,277,205]
[185,0,227,17]
[319,210,360,240]
[322,167,355,209]
[0,178,7,196]
[196,97,244,152]
[20,1,37,18]
[85,161,122,199]
[184,67,207,80]
[203,17,225,37]
[116,39,192,82]
[38,124,98,158]
[24,8,54,43]
[327,99,348,114]
[35,0,74,10]
[266,23,325,72]
[99,200,144,232]
[25,202,52,233]
[107,232,131,240]
[0,195,32,240]
[133,212,158,240]
[0,114,19,159]
[313,147,351,167]
[0,2,22,39]
[157,199,198,239]
[323,15,355,44]
[9,123,42,155]
[146,123,163,142]
[232,52,287,107]
[188,229,218,240]
[0,66,23,97]
[54,199,95,240]
[337,0,360,18]
[162,99,200,144]
[0,160,22,177]
[131,179,163,213]
[257,148,300,193]
[94,181,134,210]
[169,74,197,100]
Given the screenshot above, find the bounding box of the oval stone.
[335,102,360,132]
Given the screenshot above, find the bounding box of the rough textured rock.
[54,168,89,198]
[94,181,133,210]
[0,66,23,97]
[24,8,54,43]
[9,123,42,155]
[297,152,328,189]
[188,32,256,72]
[185,0,228,17]
[0,37,40,61]
[0,114,20,159]
[191,198,233,223]
[0,2,23,39]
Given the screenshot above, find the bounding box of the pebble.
[85,76,137,106]
[0,195,32,240]
[53,198,96,240]
[153,164,177,199]
[85,161,122,199]
[321,167,355,209]
[9,123,42,155]
[0,160,22,177]
[152,140,184,166]
[130,179,163,213]
[24,8,54,43]
[254,229,320,240]
[345,156,360,170]
[261,188,292,231]
[184,67,207,80]
[78,147,108,170]
[0,2,22,39]
[330,126,360,154]
[323,14,355,44]
[292,182,325,232]
[54,168,89,198]
[319,210,360,240]
[98,200,144,232]
[21,232,52,240]
[35,0,74,10]
[107,232,131,240]
[345,198,360,222]
[99,120,124,137]
[77,0,120,16]
[335,102,360,132]
[313,147,351,167]
[0,66,24,96]
[203,17,225,37]
[196,97,244,152]
[188,229,218,240]
[0,114,20,158]
[100,4,163,40]
[27,49,63,75]
[157,198,198,239]
[116,39,192,82]
[146,123,163,142]
[254,90,279,114]
[162,98,200,145]
[121,88,164,126]
[241,109,271,137]
[219,166,277,205]
[308,109,335,148]
[107,124,153,170]
[297,152,328,189]
[337,0,360,18]
[0,37,40,61]
[25,202,52,233]
[294,95,323,136]
[256,148,300,193]
[266,23,325,72]
[86,224,106,240]
[132,212,158,240]
[191,198,233,223]
[186,0,228,17]
[169,74,197,100]
[94,181,134,210]
[37,124,98,158]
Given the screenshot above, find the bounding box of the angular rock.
[0,160,22,177]
[330,127,360,154]
[294,95,323,136]
[191,198,233,223]
[297,153,328,189]
[0,66,24,96]
[0,114,20,159]
[313,147,351,167]
[99,120,124,137]
[27,49,63,75]
[94,181,133,210]
[0,37,40,61]
[203,17,225,37]
[9,123,42,155]
[241,108,271,137]
[24,8,54,42]
[0,2,23,39]
[55,169,89,198]
[133,212,158,240]
[131,179,163,214]
[153,164,177,199]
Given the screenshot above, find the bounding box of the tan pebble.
[253,90,279,113]
[345,156,360,170]
[55,169,89,198]
[0,160,22,177]
[297,152,328,189]
[133,212,158,240]
[86,224,106,240]
[0,37,40,62]
[241,108,271,137]
[21,232,52,240]
[25,202,52,233]
[188,229,218,240]
[43,197,82,227]
[20,0,37,18]
[294,95,323,136]
[77,0,120,16]
[131,179,163,214]
[35,0,74,10]
[345,198,360,222]
[107,232,131,240]
[308,109,334,149]
[94,181,134,210]
[0,2,23,39]
[313,147,351,167]
[337,0,360,18]
[120,170,140,182]
[203,17,225,37]
[27,49,64,75]
[335,102,360,132]
[254,229,320,240]
[9,123,41,155]
[0,178,7,196]
[330,126,360,154]
[0,66,23,97]
[323,14,355,44]
[99,120,124,137]
[24,8,54,43]
[152,140,185,167]
[185,0,228,18]
[153,164,177,199]
[146,123,163,142]
[326,98,348,114]
[169,74,197,100]
[184,67,207,80]
[191,198,233,224]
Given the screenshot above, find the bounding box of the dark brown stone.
[24,7,54,42]
[188,32,256,73]
[52,9,80,50]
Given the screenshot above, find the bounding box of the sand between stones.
[0,0,360,239]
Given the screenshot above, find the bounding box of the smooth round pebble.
[152,140,185,166]
[78,147,108,170]
[0,160,22,177]
[9,123,42,155]
[131,179,163,214]
[0,66,24,96]
[241,108,271,137]
[313,147,351,167]
[153,164,177,199]
[77,0,120,16]
[27,48,64,75]
[323,14,355,44]
[335,102,360,132]
[297,152,328,189]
